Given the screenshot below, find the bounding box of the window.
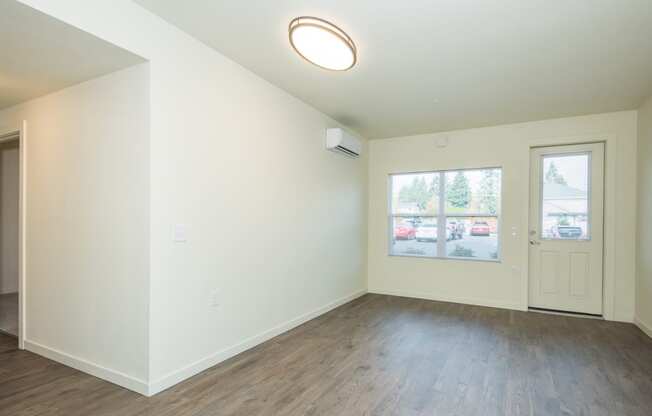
[540,153,590,240]
[389,168,501,261]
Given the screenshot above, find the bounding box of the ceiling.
[0,0,145,111]
[136,0,652,139]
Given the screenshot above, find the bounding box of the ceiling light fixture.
[288,16,357,71]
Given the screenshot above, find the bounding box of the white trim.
[19,121,26,350]
[437,171,446,254]
[603,138,617,321]
[388,252,500,263]
[147,289,367,396]
[368,288,523,311]
[635,316,652,339]
[24,339,149,395]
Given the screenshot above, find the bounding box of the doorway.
[528,142,605,315]
[0,133,20,340]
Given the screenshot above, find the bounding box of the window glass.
[446,217,499,260]
[444,169,501,215]
[389,168,501,262]
[390,217,437,257]
[390,173,439,216]
[540,154,589,240]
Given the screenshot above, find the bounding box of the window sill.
[388,253,501,263]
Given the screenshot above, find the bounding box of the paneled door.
[528,143,604,315]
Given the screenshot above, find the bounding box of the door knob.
[529,240,541,246]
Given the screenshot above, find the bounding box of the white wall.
[368,111,637,321]
[637,96,652,337]
[0,64,150,386]
[0,142,19,294]
[18,0,368,394]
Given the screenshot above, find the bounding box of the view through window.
[540,153,590,240]
[389,168,501,261]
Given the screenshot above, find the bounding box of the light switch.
[211,290,220,307]
[173,224,188,242]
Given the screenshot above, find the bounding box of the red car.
[470,221,491,236]
[394,223,416,240]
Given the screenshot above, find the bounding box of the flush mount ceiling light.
[288,16,357,71]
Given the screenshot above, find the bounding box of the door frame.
[0,121,27,349]
[522,133,616,321]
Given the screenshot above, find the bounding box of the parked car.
[416,224,437,242]
[448,220,465,240]
[394,222,416,240]
[415,224,453,242]
[470,221,491,236]
[551,225,583,239]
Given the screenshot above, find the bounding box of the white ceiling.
[136,0,652,139]
[0,0,145,110]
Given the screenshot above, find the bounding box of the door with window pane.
[528,143,604,315]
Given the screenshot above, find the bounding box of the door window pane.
[446,217,499,260]
[391,173,439,215]
[390,217,437,257]
[541,154,589,240]
[444,169,501,215]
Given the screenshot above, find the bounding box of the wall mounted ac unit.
[326,128,361,158]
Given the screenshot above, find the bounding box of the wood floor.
[1,294,652,415]
[0,292,18,337]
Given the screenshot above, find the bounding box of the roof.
[543,183,587,200]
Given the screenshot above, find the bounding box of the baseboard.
[24,339,149,395]
[612,313,636,324]
[635,316,652,339]
[368,288,524,311]
[147,289,367,396]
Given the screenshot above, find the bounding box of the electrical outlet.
[173,224,188,242]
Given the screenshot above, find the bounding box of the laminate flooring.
[1,294,651,415]
[0,293,17,337]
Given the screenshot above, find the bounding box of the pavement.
[391,234,498,259]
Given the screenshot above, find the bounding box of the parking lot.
[391,234,498,259]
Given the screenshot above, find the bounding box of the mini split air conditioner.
[326,128,361,158]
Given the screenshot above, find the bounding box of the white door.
[528,143,604,315]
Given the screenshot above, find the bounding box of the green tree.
[429,175,439,196]
[399,176,433,211]
[447,172,471,209]
[478,170,499,214]
[545,162,567,185]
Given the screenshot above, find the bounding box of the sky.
[542,153,589,191]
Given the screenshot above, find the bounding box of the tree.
[558,215,570,226]
[399,176,433,211]
[478,170,499,214]
[447,172,471,209]
[545,162,567,185]
[428,175,439,197]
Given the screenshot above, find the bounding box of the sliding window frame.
[388,167,502,262]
